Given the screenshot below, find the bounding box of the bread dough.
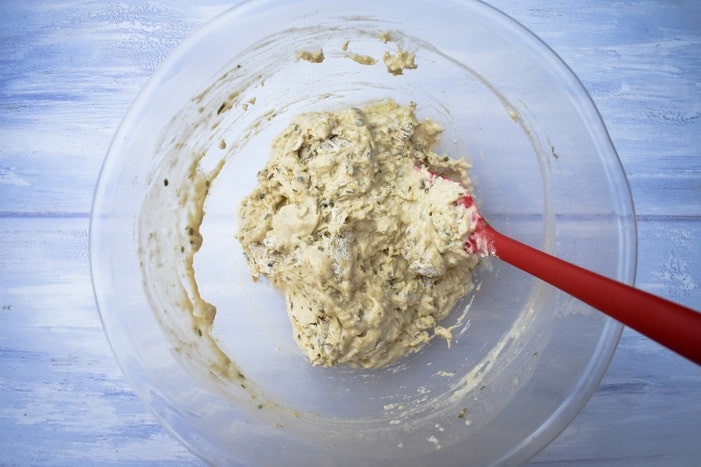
[237,99,479,368]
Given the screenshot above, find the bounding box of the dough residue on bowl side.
[296,49,325,63]
[383,49,418,75]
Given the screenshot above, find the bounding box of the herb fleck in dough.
[237,100,479,368]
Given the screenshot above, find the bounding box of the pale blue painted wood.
[1,1,699,465]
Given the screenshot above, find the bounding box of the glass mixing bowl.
[90,1,636,465]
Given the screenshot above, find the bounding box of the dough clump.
[238,99,478,368]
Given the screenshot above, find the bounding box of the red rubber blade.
[483,221,701,366]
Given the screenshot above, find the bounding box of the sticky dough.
[237,99,479,368]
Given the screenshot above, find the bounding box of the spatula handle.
[484,224,701,365]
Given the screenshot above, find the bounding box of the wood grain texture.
[1,1,699,465]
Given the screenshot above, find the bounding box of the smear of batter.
[346,53,377,66]
[237,100,479,368]
[383,49,418,75]
[296,49,325,63]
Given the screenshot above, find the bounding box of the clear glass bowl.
[90,1,636,465]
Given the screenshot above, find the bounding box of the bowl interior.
[91,1,635,465]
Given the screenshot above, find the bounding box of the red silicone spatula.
[457,192,701,366]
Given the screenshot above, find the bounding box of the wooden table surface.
[1,1,699,465]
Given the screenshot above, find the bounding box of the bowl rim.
[90,0,636,464]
